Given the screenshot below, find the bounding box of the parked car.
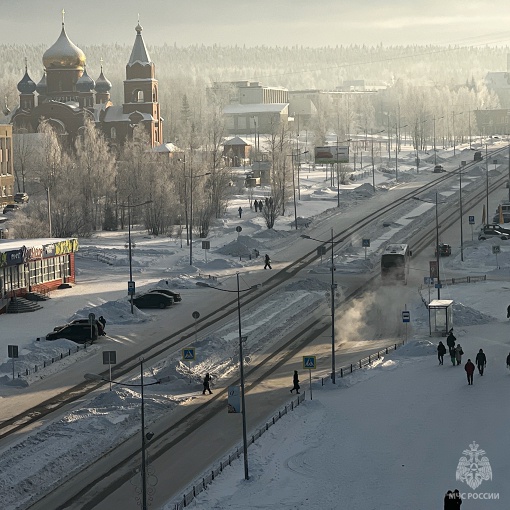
[2,204,19,214]
[474,151,483,161]
[14,192,29,203]
[132,292,174,309]
[433,165,445,173]
[53,318,104,336]
[148,288,182,302]
[478,224,510,240]
[435,243,452,257]
[46,323,98,343]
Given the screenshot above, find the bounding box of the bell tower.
[123,21,162,146]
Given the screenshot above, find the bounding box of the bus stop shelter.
[428,299,453,336]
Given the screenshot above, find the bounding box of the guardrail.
[170,392,306,510]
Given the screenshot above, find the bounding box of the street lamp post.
[84,361,170,510]
[203,274,259,480]
[395,124,408,182]
[301,229,337,383]
[370,130,384,191]
[126,197,153,314]
[452,111,463,157]
[289,150,309,230]
[188,165,211,266]
[433,116,444,166]
[460,161,466,262]
[486,144,489,224]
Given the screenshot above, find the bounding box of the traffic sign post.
[202,240,210,263]
[192,311,200,343]
[362,239,370,260]
[8,344,18,380]
[493,245,501,269]
[89,312,96,341]
[469,215,475,241]
[303,356,317,400]
[102,350,117,391]
[402,308,410,343]
[182,347,196,383]
[424,277,434,303]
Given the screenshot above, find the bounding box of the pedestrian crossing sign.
[182,348,195,361]
[303,356,317,369]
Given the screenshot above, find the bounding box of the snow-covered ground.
[0,138,509,509]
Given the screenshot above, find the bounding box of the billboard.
[314,146,349,164]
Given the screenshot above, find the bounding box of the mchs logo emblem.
[456,442,493,490]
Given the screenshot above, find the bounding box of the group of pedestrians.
[444,489,462,509]
[438,329,497,385]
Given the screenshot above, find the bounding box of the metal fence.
[170,392,306,510]
[15,342,92,379]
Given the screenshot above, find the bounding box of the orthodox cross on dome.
[62,8,65,25]
[100,56,103,71]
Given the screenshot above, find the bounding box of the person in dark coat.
[507,352,510,369]
[437,341,446,365]
[264,254,272,270]
[238,206,243,218]
[290,370,300,394]
[452,489,462,508]
[465,359,475,385]
[258,199,263,211]
[202,373,212,395]
[254,200,258,213]
[444,490,454,510]
[475,348,487,375]
[446,329,456,356]
[98,315,106,336]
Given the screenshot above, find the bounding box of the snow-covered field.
[1,139,510,509]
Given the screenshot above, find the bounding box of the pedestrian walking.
[238,206,243,218]
[465,359,475,385]
[290,370,300,394]
[259,199,263,211]
[98,315,106,336]
[202,373,213,395]
[455,344,464,366]
[254,200,258,213]
[265,197,269,208]
[437,341,446,365]
[264,253,272,270]
[446,329,456,356]
[475,348,487,375]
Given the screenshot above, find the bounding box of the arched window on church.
[111,127,116,140]
[132,89,144,102]
[152,87,157,102]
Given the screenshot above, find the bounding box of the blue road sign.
[303,356,317,369]
[468,216,475,225]
[362,239,370,248]
[424,277,434,285]
[128,280,135,296]
[434,283,443,289]
[182,348,196,361]
[402,311,410,323]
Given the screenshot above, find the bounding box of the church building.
[9,15,163,147]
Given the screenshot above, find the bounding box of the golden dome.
[43,23,86,70]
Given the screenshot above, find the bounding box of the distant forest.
[1,43,509,141]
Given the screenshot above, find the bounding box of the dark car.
[435,243,452,257]
[433,165,445,173]
[14,192,29,203]
[148,288,182,302]
[54,319,104,336]
[3,204,19,214]
[133,292,174,309]
[46,323,98,343]
[478,224,510,240]
[474,151,483,161]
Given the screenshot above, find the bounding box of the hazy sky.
[3,0,510,48]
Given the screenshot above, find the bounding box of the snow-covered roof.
[152,142,179,153]
[102,106,154,123]
[224,136,249,146]
[128,23,152,65]
[223,103,288,115]
[0,237,78,252]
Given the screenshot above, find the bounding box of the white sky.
[3,1,510,47]
[1,136,510,509]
